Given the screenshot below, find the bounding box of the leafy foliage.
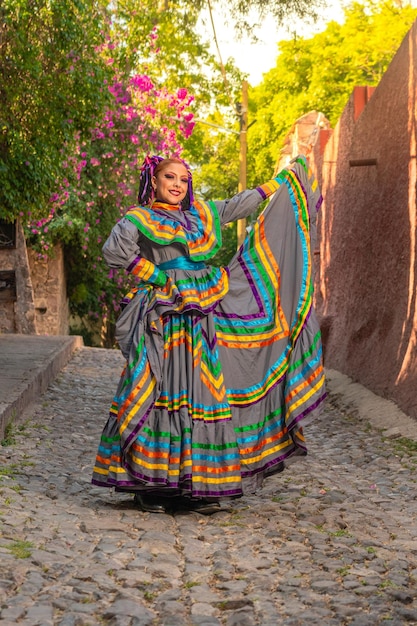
[186,112,241,201]
[247,0,417,184]
[0,0,113,221]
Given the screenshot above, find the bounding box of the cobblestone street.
[1,346,417,625]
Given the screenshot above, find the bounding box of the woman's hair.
[137,155,194,210]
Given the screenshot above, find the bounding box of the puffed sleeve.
[102,217,167,287]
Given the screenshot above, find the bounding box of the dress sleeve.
[102,217,167,287]
[214,180,281,226]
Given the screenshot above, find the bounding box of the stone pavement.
[1,342,417,625]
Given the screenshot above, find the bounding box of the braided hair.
[137,155,194,210]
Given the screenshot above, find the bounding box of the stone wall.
[0,220,37,334]
[27,244,69,335]
[311,21,417,419]
[0,220,69,336]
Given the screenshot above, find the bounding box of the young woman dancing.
[92,154,326,514]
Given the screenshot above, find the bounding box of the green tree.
[187,113,241,200]
[0,0,113,221]
[247,0,417,184]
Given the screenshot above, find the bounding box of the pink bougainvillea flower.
[130,74,154,92]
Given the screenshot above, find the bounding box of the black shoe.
[133,493,168,514]
[176,497,221,515]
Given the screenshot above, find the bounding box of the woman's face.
[152,162,189,205]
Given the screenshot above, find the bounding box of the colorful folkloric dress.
[92,156,326,497]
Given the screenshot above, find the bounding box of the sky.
[197,1,347,86]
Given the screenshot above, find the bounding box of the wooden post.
[237,80,248,248]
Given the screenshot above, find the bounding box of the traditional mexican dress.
[92,155,326,498]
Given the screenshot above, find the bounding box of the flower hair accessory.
[138,155,165,205]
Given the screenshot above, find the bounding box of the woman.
[92,154,326,514]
